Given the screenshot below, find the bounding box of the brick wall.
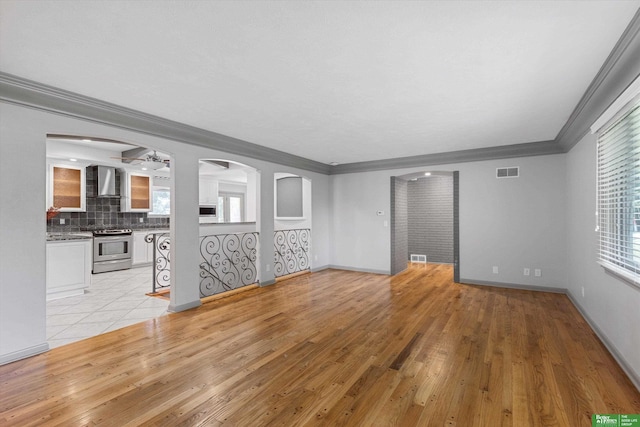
[390,177,408,275]
[407,175,453,263]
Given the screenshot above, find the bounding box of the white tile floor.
[47,266,169,348]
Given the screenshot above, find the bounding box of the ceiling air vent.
[496,167,519,178]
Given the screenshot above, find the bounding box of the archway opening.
[391,170,459,281]
[45,135,172,348]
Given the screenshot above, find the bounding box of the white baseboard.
[0,343,49,366]
[460,278,566,294]
[328,264,390,275]
[168,300,201,313]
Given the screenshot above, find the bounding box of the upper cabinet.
[199,176,218,205]
[48,164,86,212]
[121,171,151,212]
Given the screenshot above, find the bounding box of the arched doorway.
[197,159,260,298]
[45,135,172,348]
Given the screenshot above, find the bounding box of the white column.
[246,169,257,223]
[259,170,276,286]
[169,154,202,312]
[0,104,49,364]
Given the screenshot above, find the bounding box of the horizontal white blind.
[597,102,640,285]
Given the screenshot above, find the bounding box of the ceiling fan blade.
[110,156,145,161]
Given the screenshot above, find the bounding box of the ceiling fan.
[111,150,170,170]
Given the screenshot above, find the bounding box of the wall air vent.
[496,167,519,178]
[410,254,427,263]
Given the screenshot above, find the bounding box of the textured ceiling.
[1,1,638,165]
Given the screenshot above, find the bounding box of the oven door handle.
[94,235,132,241]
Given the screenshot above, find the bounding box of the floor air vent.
[496,167,519,178]
[410,254,427,263]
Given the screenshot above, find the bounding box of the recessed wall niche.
[276,176,303,218]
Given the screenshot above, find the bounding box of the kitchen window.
[218,192,244,223]
[596,100,640,287]
[150,188,170,216]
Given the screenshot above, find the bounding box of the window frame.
[217,191,245,223]
[595,99,640,288]
[148,186,170,217]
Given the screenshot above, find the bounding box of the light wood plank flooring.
[1,264,638,426]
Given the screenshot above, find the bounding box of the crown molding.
[0,72,332,175]
[555,8,640,151]
[331,140,563,174]
[3,4,640,179]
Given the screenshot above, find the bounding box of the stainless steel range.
[92,229,133,273]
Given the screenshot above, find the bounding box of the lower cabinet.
[133,231,153,266]
[132,230,168,266]
[46,239,92,301]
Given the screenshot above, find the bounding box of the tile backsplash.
[47,166,169,232]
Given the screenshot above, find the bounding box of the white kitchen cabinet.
[132,230,169,267]
[46,239,92,300]
[199,177,218,204]
[47,163,86,212]
[121,172,152,212]
[132,231,154,266]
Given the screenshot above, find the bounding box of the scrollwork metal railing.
[145,232,171,293]
[199,232,259,297]
[274,229,310,277]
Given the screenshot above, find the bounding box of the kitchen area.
[45,136,171,348]
[44,135,258,348]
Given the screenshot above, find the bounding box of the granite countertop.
[46,232,94,242]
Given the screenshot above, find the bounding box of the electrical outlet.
[314,255,318,261]
[139,217,144,223]
[266,264,270,272]
[523,268,530,276]
[492,266,499,274]
[59,218,65,225]
[581,286,585,298]
[534,269,541,277]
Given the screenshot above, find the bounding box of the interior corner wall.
[330,154,567,285]
[566,132,640,387]
[407,175,453,264]
[390,177,408,275]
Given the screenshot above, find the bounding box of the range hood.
[97,165,117,197]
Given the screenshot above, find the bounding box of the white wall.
[0,103,49,363]
[566,132,640,386]
[0,101,332,364]
[330,154,568,288]
[330,172,392,274]
[459,155,567,288]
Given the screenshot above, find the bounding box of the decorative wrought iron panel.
[145,232,171,293]
[199,232,259,297]
[274,229,310,277]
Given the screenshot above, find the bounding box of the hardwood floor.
[1,264,638,426]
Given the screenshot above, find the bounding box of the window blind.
[597,101,640,285]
